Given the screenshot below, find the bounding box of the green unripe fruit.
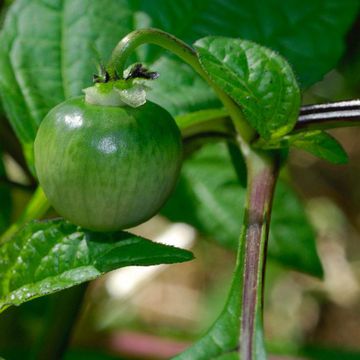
[34,97,182,231]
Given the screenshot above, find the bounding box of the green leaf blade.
[194,37,301,140]
[136,0,359,88]
[256,130,349,165]
[0,219,193,313]
[270,181,323,278]
[290,131,349,164]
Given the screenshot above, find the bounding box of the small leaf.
[256,130,349,164]
[290,131,348,164]
[0,219,193,313]
[194,37,301,140]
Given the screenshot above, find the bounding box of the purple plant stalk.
[236,150,280,360]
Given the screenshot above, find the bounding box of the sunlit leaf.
[0,219,193,313]
[255,130,348,164]
[194,37,301,139]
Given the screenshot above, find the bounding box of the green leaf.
[256,130,349,164]
[290,131,348,164]
[162,142,323,278]
[0,219,193,313]
[270,181,323,277]
[0,0,358,161]
[137,0,359,88]
[194,37,301,140]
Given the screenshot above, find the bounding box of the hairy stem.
[108,28,254,142]
[239,148,279,359]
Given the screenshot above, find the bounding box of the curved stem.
[109,28,201,79]
[108,28,255,143]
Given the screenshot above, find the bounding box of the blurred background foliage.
[0,1,360,359]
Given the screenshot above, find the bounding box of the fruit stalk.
[108,28,255,143]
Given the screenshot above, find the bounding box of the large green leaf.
[194,37,301,140]
[162,142,323,278]
[136,0,359,88]
[0,0,358,162]
[0,219,193,313]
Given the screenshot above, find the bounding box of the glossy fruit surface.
[34,97,182,231]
